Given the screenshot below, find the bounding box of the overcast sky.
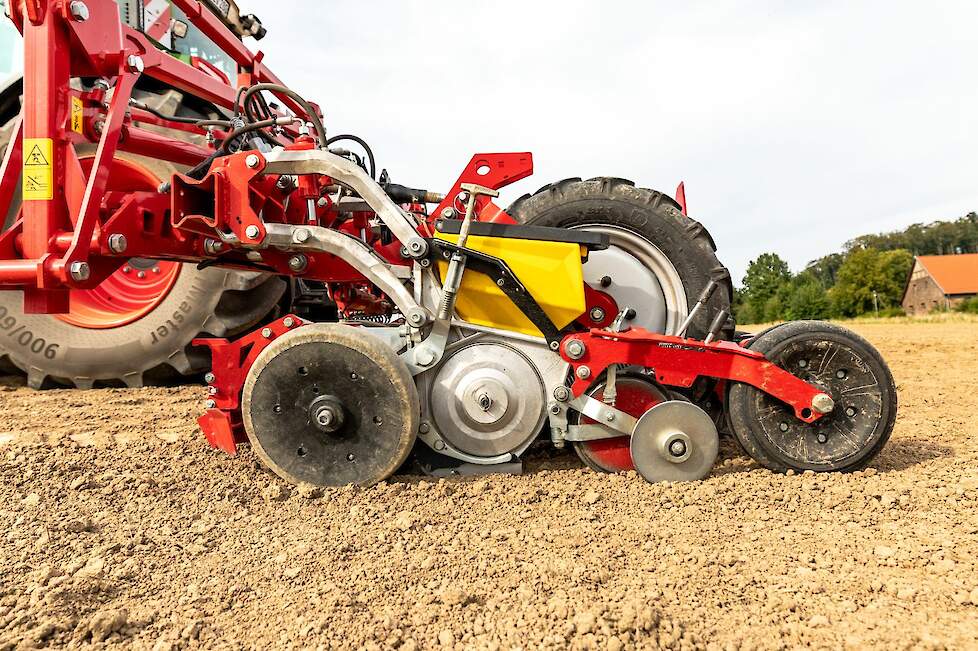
[246,0,976,284]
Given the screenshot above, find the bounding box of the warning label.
[23,138,53,201]
[71,96,84,134]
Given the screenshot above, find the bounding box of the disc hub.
[309,395,345,433]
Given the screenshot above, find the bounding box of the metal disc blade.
[630,400,719,483]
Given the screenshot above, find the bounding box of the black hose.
[326,134,376,180]
[215,118,291,155]
[238,83,327,147]
[131,101,232,128]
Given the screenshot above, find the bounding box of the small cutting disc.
[629,400,719,483]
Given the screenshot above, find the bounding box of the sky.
[245,1,976,284]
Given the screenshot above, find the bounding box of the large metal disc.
[241,323,419,487]
[630,401,719,483]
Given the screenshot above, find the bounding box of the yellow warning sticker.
[70,96,84,134]
[23,138,53,201]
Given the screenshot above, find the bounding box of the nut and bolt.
[282,317,296,328]
[576,365,592,380]
[244,224,261,240]
[816,433,828,444]
[204,399,216,409]
[126,55,144,74]
[245,154,261,169]
[204,372,216,384]
[69,1,89,21]
[441,207,456,219]
[261,327,273,339]
[203,238,223,255]
[293,228,311,243]
[811,393,835,414]
[68,261,90,282]
[589,307,606,323]
[604,411,616,422]
[552,386,571,402]
[564,339,586,360]
[415,347,436,367]
[845,407,856,417]
[288,254,308,273]
[107,233,127,254]
[158,181,171,193]
[418,422,431,435]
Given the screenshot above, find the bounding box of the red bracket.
[429,153,534,228]
[563,328,827,423]
[192,314,308,454]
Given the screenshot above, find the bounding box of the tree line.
[733,212,978,324]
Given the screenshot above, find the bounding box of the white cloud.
[246,0,978,283]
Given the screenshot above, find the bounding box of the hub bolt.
[204,372,216,384]
[288,254,308,273]
[283,317,296,328]
[589,307,606,323]
[552,386,571,402]
[564,339,586,360]
[816,433,828,444]
[245,154,261,169]
[107,233,127,254]
[205,399,216,409]
[812,393,835,414]
[244,224,261,240]
[669,439,688,458]
[69,1,89,21]
[576,365,591,380]
[68,261,90,282]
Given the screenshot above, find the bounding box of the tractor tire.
[0,86,286,388]
[507,177,733,340]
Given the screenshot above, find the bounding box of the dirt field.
[1,318,977,650]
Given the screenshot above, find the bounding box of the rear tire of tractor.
[506,177,734,340]
[0,87,286,388]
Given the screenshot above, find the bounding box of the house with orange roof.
[901,253,978,314]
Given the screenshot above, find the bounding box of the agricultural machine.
[0,0,897,486]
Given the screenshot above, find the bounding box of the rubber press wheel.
[507,177,734,340]
[726,321,897,473]
[241,324,419,487]
[0,85,285,387]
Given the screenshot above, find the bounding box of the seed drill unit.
[0,0,897,486]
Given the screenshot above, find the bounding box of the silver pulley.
[629,400,719,482]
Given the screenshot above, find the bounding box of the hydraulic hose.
[238,83,327,147]
[326,134,376,180]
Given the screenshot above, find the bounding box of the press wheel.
[726,321,897,473]
[241,323,419,486]
[630,401,719,482]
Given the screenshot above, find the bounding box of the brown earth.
[1,319,977,650]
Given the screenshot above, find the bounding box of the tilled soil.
[1,320,977,650]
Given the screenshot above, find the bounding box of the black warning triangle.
[25,144,49,166]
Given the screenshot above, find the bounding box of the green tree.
[829,248,913,317]
[740,253,791,322]
[783,272,833,320]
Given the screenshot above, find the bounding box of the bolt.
[244,224,261,240]
[158,181,171,194]
[669,439,687,457]
[245,154,261,169]
[477,392,493,412]
[261,328,273,339]
[549,404,561,415]
[202,239,221,255]
[415,347,436,367]
[836,369,847,379]
[293,228,311,243]
[779,422,789,432]
[69,1,89,20]
[812,393,835,414]
[152,266,160,274]
[283,317,296,328]
[496,278,505,287]
[93,120,104,134]
[553,386,571,402]
[400,246,410,259]
[208,386,218,395]
[589,307,606,323]
[204,372,216,384]
[317,196,329,208]
[798,359,809,369]
[288,254,308,273]
[68,261,90,281]
[816,433,828,444]
[408,239,424,253]
[418,422,431,435]
[576,366,592,380]
[441,207,456,219]
[845,407,856,417]
[564,339,586,360]
[347,453,356,461]
[122,266,132,274]
[317,410,333,427]
[205,399,216,409]
[604,411,616,422]
[407,310,426,326]
[137,271,146,279]
[107,233,127,254]
[600,276,612,288]
[126,55,144,74]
